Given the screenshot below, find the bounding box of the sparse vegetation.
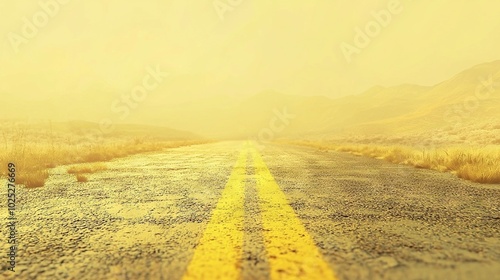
[76,174,88,182]
[68,163,108,182]
[0,121,206,188]
[290,141,500,184]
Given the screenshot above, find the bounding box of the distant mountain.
[354,60,500,134]
[2,60,499,139]
[210,60,500,139]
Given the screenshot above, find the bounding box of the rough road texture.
[0,141,499,279]
[262,143,500,280]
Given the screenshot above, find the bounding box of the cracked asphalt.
[1,141,499,279]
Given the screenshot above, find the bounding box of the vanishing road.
[1,141,499,279]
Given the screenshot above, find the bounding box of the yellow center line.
[182,143,248,280]
[183,142,337,279]
[251,146,338,280]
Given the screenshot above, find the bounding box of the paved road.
[1,141,499,279]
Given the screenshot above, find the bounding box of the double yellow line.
[183,143,337,280]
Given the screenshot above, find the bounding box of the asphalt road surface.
[1,141,499,279]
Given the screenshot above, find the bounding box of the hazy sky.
[1,0,500,104]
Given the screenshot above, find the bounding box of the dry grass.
[15,169,49,188]
[68,163,108,182]
[0,122,206,188]
[76,174,88,182]
[290,141,500,184]
[67,163,108,174]
[0,140,202,188]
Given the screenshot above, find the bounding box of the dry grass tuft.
[76,174,88,182]
[456,164,500,184]
[17,169,49,189]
